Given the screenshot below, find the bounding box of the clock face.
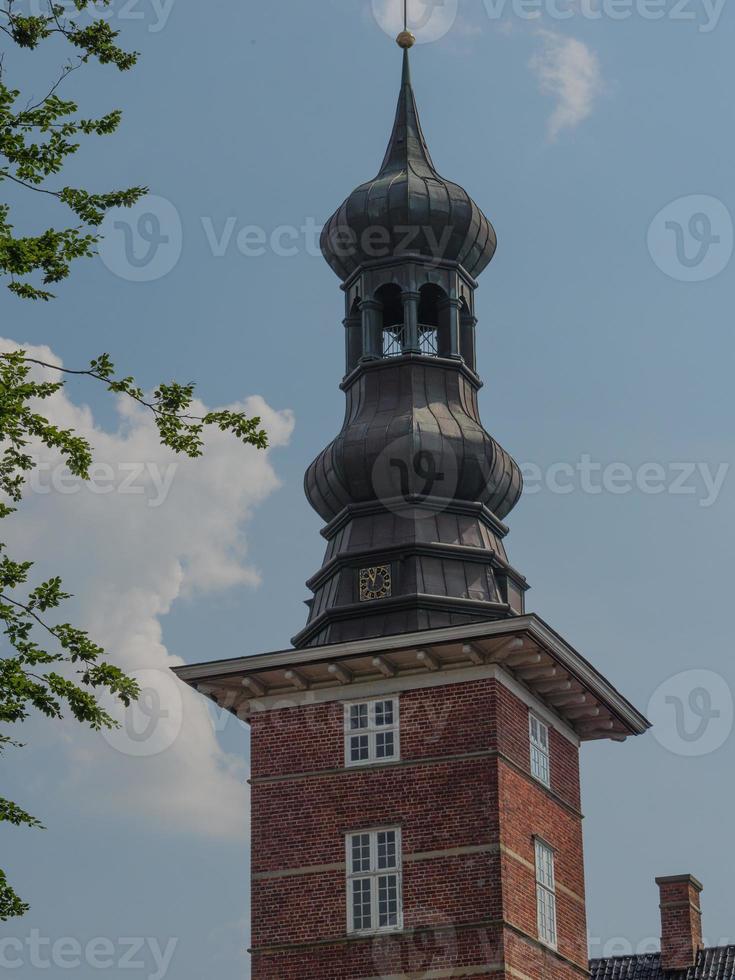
[359,565,392,602]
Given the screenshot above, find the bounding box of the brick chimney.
[656,874,704,972]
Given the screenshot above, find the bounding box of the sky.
[1,0,734,976]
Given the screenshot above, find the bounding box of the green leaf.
[0,872,29,921]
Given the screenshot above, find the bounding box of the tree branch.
[25,58,83,113]
[6,355,232,426]
[0,172,61,198]
[0,592,64,643]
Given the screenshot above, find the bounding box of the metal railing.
[383,324,438,357]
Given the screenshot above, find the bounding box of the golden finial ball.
[396,30,416,49]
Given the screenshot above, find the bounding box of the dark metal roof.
[297,354,523,647]
[304,357,522,524]
[301,48,514,646]
[590,949,735,979]
[320,50,497,281]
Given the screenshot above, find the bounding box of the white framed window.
[529,713,550,787]
[535,838,558,949]
[346,828,403,934]
[345,697,399,766]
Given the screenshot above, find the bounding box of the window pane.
[531,744,550,786]
[537,721,549,749]
[537,886,557,946]
[530,714,550,786]
[345,698,399,767]
[375,700,394,727]
[378,874,399,927]
[535,840,555,888]
[530,716,549,751]
[376,730,395,759]
[538,888,548,934]
[350,734,370,762]
[350,703,369,730]
[347,829,401,935]
[352,878,372,931]
[351,834,371,873]
[377,831,397,869]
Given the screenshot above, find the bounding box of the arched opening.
[459,297,476,371]
[375,283,404,357]
[418,283,447,357]
[346,296,362,373]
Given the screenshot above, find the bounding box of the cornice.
[320,496,511,541]
[172,614,651,743]
[304,541,527,594]
[293,594,510,648]
[340,252,480,293]
[340,351,483,392]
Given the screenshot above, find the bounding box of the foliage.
[0,0,146,299]
[0,1,269,919]
[0,350,268,920]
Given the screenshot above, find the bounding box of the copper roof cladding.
[320,50,497,282]
[171,614,651,743]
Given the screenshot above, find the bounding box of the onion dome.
[304,360,523,524]
[320,50,497,282]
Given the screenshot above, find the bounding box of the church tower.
[175,33,649,980]
[295,44,525,650]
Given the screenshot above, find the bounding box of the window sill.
[538,936,559,952]
[347,924,404,938]
[344,756,401,770]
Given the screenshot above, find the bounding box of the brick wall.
[498,762,588,969]
[250,673,588,979]
[657,875,704,972]
[251,925,505,980]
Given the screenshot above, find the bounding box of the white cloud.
[2,339,294,840]
[531,30,603,140]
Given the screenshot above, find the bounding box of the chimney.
[656,874,704,972]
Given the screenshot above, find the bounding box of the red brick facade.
[249,673,590,978]
[656,875,704,972]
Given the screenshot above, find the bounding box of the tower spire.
[379,46,435,176]
[299,50,520,648]
[320,51,497,282]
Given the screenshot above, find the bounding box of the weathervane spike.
[397,0,415,48]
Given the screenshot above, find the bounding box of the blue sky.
[2,0,735,976]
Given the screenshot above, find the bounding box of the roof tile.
[590,948,735,980]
